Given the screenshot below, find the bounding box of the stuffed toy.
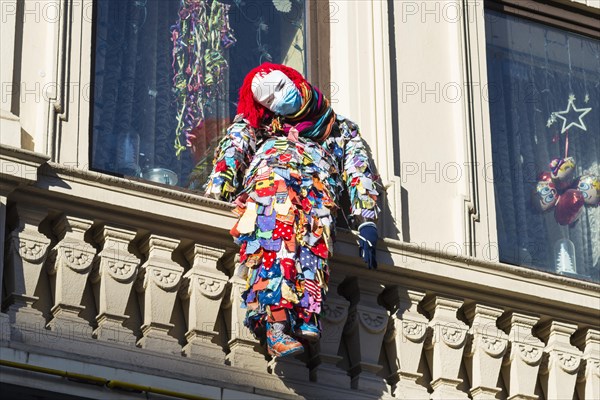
[206,63,380,358]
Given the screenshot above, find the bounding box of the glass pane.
[485,10,600,282]
[91,0,306,189]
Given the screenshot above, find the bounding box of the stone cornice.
[0,144,50,186]
[42,161,233,213]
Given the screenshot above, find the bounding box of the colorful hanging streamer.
[171,0,236,157]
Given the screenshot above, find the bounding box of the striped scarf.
[278,83,336,142]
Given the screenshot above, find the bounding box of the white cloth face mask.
[251,70,302,116]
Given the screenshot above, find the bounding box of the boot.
[266,322,304,358]
[293,321,320,342]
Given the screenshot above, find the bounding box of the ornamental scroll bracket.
[588,359,600,379]
[91,225,140,283]
[185,243,229,271]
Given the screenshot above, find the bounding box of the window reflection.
[91,0,306,190]
[485,10,600,281]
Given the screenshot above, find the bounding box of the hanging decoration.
[171,0,236,157]
[533,94,599,225]
[546,94,592,133]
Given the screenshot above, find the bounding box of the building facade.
[1,0,599,399]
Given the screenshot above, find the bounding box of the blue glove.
[357,222,378,270]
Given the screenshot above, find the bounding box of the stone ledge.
[0,144,50,186]
[5,150,600,327]
[1,334,387,399]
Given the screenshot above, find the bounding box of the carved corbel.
[539,321,582,400]
[464,304,508,400]
[135,234,182,354]
[423,296,469,400]
[339,277,388,393]
[4,205,51,328]
[179,243,228,362]
[574,329,600,400]
[225,254,268,370]
[379,287,429,399]
[46,214,95,336]
[90,224,139,344]
[499,312,545,400]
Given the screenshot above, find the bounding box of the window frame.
[86,0,325,189]
[484,0,600,38]
[480,0,600,275]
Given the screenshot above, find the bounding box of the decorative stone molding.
[517,343,544,365]
[106,259,137,282]
[539,321,582,400]
[322,301,348,324]
[201,275,226,296]
[465,304,508,400]
[90,224,139,344]
[402,319,427,342]
[555,351,580,372]
[135,234,182,354]
[179,243,228,362]
[3,205,51,328]
[135,236,182,292]
[10,232,51,266]
[148,267,181,290]
[480,335,506,356]
[441,325,467,348]
[46,214,95,336]
[58,245,96,273]
[358,310,387,334]
[17,234,50,262]
[423,296,469,400]
[499,312,545,400]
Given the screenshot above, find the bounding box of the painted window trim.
[484,0,600,38]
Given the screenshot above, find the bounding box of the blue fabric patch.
[258,285,281,305]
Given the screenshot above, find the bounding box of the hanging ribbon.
[171,0,236,157]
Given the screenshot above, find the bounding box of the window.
[484,4,599,281]
[90,0,306,189]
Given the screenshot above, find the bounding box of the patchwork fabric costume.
[206,63,379,357]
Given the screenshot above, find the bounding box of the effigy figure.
[206,63,379,357]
